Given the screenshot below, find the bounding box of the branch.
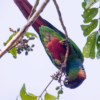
[53,0,69,66]
[0,0,49,58]
[28,0,39,20]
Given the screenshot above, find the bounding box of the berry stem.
[38,79,54,100]
[38,70,62,100]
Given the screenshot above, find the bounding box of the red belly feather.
[46,37,66,61]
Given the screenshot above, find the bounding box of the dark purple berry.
[17,51,21,54]
[25,51,28,55]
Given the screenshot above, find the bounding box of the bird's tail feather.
[14,0,65,38]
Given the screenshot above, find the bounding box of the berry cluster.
[54,75,63,96]
[16,38,35,55]
[51,71,66,98]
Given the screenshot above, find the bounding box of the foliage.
[81,0,99,59]
[4,28,37,58]
[17,84,57,100]
[20,84,37,100]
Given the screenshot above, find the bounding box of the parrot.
[14,0,86,89]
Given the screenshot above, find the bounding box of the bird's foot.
[60,63,66,72]
[61,39,70,46]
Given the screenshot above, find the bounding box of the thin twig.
[38,79,53,100]
[28,0,39,20]
[0,0,49,58]
[63,44,69,65]
[18,0,39,48]
[53,0,69,66]
[21,0,40,46]
[38,70,62,100]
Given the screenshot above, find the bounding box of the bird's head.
[64,60,86,89]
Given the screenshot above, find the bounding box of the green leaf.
[44,93,56,100]
[9,47,17,58]
[20,84,37,100]
[5,32,17,44]
[58,90,63,94]
[25,32,37,38]
[83,31,97,59]
[82,8,98,23]
[85,0,99,9]
[82,0,86,9]
[81,19,98,36]
[96,50,100,59]
[96,35,100,50]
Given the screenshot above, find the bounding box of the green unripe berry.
[31,49,33,51]
[28,49,30,51]
[54,77,58,80]
[3,42,7,46]
[31,44,35,47]
[17,28,20,32]
[58,90,63,94]
[56,86,59,90]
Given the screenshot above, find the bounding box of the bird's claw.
[61,39,70,46]
[60,63,66,72]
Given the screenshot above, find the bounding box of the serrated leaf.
[20,84,37,100]
[45,93,56,100]
[96,35,100,50]
[9,47,17,58]
[85,0,99,9]
[83,31,97,59]
[82,8,98,23]
[25,32,37,38]
[96,50,100,59]
[81,19,98,36]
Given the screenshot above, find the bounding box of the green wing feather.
[39,26,64,68]
[68,38,84,63]
[39,26,84,65]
